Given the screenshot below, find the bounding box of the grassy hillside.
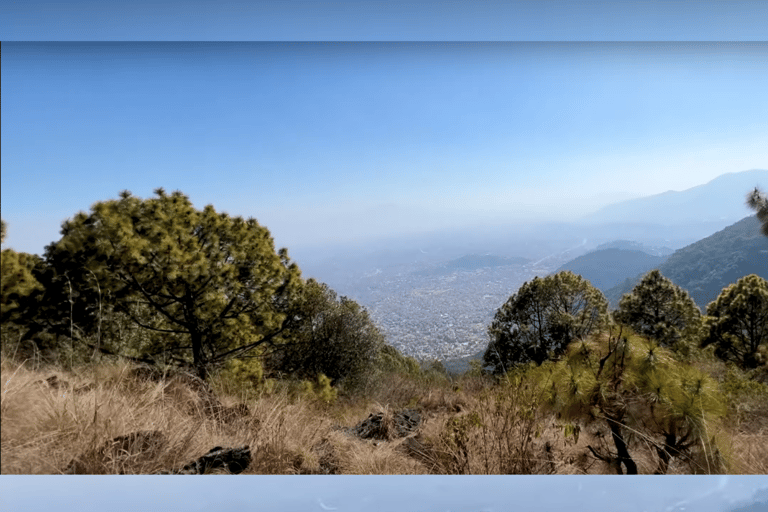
[3,329,767,475]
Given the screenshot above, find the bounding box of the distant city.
[320,254,574,363]
[298,170,768,367]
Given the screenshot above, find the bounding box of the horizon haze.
[3,43,768,262]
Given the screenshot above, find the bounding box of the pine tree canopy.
[702,274,768,369]
[1,247,43,324]
[484,270,608,373]
[45,189,302,379]
[613,269,703,355]
[747,187,768,237]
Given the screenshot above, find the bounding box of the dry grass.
[3,348,767,475]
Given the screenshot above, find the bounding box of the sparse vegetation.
[5,325,765,475]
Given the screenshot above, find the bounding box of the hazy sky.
[1,475,767,512]
[3,41,767,255]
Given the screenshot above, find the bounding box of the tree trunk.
[191,330,208,381]
[608,419,638,475]
[655,432,676,475]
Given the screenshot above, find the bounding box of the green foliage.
[377,344,421,376]
[718,364,768,400]
[286,373,338,404]
[440,411,483,474]
[614,269,703,356]
[37,189,301,379]
[314,373,338,404]
[702,274,768,370]
[418,358,452,384]
[267,279,385,392]
[532,328,727,474]
[219,356,266,397]
[747,187,768,237]
[604,216,768,309]
[484,271,608,373]
[466,359,485,377]
[1,248,43,323]
[1,219,6,244]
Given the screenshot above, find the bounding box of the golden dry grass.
[2,348,767,475]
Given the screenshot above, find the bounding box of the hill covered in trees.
[594,239,674,256]
[606,215,768,309]
[554,248,668,291]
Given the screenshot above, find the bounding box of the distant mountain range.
[605,214,768,309]
[581,168,768,227]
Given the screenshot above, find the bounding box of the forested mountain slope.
[606,215,768,309]
[554,248,668,291]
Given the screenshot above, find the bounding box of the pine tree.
[702,274,768,369]
[747,187,768,237]
[537,327,726,474]
[41,189,302,380]
[484,271,608,373]
[1,220,43,324]
[613,269,703,355]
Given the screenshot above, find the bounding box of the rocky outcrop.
[345,408,421,441]
[156,446,252,475]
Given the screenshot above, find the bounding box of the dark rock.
[38,375,69,390]
[346,408,421,441]
[65,430,251,474]
[158,446,251,475]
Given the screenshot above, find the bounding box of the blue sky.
[2,0,768,41]
[3,41,768,255]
